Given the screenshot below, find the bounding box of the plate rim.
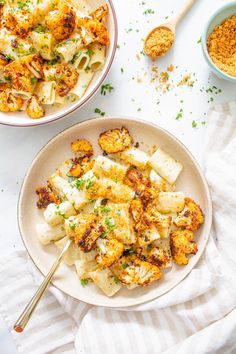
[18,116,213,307]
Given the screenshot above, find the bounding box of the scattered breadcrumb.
[177,74,195,87]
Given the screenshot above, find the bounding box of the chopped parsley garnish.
[121,67,124,73]
[73,178,85,191]
[33,24,46,33]
[143,9,155,15]
[105,217,116,231]
[56,74,62,80]
[95,205,111,213]
[17,1,30,11]
[85,178,94,189]
[114,276,120,284]
[197,38,201,44]
[94,108,105,116]
[175,108,183,120]
[48,58,59,65]
[31,77,38,85]
[80,279,89,287]
[127,247,136,255]
[86,49,95,57]
[100,231,108,239]
[69,223,76,230]
[122,263,128,269]
[192,120,197,128]
[101,83,114,95]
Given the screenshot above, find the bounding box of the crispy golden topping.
[207,14,236,77]
[98,127,133,154]
[170,229,197,265]
[26,94,45,119]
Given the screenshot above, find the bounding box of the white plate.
[18,117,212,307]
[0,0,118,127]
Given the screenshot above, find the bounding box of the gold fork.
[14,238,72,333]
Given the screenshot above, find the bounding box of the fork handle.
[14,239,72,333]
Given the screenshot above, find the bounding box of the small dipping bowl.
[201,2,236,83]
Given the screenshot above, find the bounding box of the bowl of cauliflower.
[18,117,212,307]
[0,0,117,126]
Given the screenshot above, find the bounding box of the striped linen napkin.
[0,101,236,354]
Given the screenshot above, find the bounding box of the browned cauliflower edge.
[55,63,78,97]
[174,197,204,231]
[26,94,45,119]
[0,89,23,112]
[71,139,93,157]
[170,229,198,265]
[98,127,133,154]
[45,3,76,41]
[36,186,61,209]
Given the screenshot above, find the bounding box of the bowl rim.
[17,116,213,307]
[201,1,236,82]
[0,0,118,128]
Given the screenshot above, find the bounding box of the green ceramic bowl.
[201,2,236,83]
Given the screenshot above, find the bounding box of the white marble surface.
[0,0,235,352]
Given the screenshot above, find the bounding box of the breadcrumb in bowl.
[202,3,236,83]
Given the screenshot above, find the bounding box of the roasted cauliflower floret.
[0,89,23,112]
[3,10,34,37]
[45,3,76,41]
[125,169,158,204]
[65,213,103,252]
[71,139,93,157]
[78,17,109,46]
[130,198,149,232]
[145,201,172,238]
[98,127,133,154]
[90,4,108,21]
[68,163,83,177]
[170,229,198,265]
[96,238,124,268]
[0,53,9,70]
[36,186,61,209]
[174,197,204,232]
[147,241,172,269]
[113,257,162,286]
[55,63,78,97]
[4,55,43,92]
[26,94,45,119]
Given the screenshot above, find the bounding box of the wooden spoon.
[144,0,197,60]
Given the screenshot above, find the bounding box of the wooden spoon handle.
[172,0,197,27]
